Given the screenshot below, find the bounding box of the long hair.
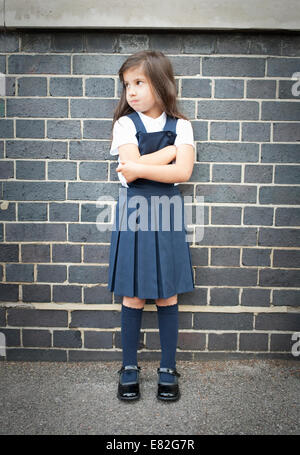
[111,50,188,135]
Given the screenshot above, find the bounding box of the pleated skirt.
[107,182,194,300]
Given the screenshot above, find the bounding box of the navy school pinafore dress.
[107,111,194,300]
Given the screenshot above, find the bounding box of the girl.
[107,50,195,402]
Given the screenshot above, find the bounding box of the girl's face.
[123,65,162,119]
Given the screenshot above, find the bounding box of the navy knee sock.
[121,305,143,383]
[157,303,179,384]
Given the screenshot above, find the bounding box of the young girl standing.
[107,50,195,402]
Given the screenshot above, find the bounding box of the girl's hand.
[116,160,141,183]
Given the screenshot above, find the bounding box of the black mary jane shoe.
[157,367,181,402]
[117,365,141,401]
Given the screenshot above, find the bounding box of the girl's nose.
[128,86,136,96]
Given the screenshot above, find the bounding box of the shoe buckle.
[157,367,181,377]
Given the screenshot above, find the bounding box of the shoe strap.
[157,367,181,377]
[118,365,141,374]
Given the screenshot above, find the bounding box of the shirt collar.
[137,111,166,123]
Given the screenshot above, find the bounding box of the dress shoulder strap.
[163,115,178,134]
[127,111,147,134]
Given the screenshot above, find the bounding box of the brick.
[0,120,14,138]
[267,57,300,77]
[50,77,83,96]
[8,55,71,74]
[259,187,300,205]
[273,250,300,268]
[244,165,273,183]
[181,79,211,98]
[259,269,300,287]
[68,182,119,200]
[276,208,300,226]
[215,79,244,98]
[6,264,34,282]
[16,120,45,138]
[0,31,19,52]
[84,331,113,349]
[69,350,121,361]
[85,78,115,97]
[216,33,280,55]
[6,140,67,159]
[241,288,271,307]
[53,285,82,303]
[182,33,217,54]
[246,80,276,99]
[23,329,51,347]
[178,332,206,350]
[7,98,68,118]
[21,244,50,262]
[84,285,112,305]
[212,164,241,183]
[52,32,84,52]
[197,100,259,120]
[18,203,47,221]
[0,328,20,347]
[270,334,295,352]
[79,162,108,181]
[52,244,81,263]
[0,202,15,221]
[255,313,300,331]
[208,333,237,350]
[0,160,14,178]
[168,56,200,76]
[273,290,300,307]
[22,285,51,303]
[68,224,112,244]
[49,203,79,222]
[273,123,300,142]
[84,245,110,263]
[73,55,125,75]
[259,228,300,247]
[17,77,47,96]
[275,165,300,184]
[195,267,257,286]
[53,330,82,348]
[196,184,257,203]
[0,284,19,302]
[195,227,257,246]
[36,265,67,283]
[242,248,271,267]
[239,333,268,351]
[242,123,271,142]
[6,349,67,361]
[210,122,239,141]
[0,244,19,262]
[16,161,45,180]
[244,207,273,226]
[261,144,300,163]
[81,203,112,223]
[210,287,239,305]
[84,32,117,52]
[197,142,259,163]
[211,248,240,266]
[194,312,253,330]
[262,102,300,121]
[21,32,52,52]
[69,140,110,160]
[47,120,81,139]
[0,307,6,325]
[70,310,120,329]
[83,120,112,139]
[6,223,66,242]
[4,182,66,201]
[48,162,77,181]
[70,99,118,118]
[69,265,108,284]
[202,57,265,77]
[7,308,68,327]
[278,80,297,99]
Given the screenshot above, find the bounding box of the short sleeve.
[110,116,138,155]
[175,119,194,147]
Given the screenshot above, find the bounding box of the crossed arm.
[116,143,194,184]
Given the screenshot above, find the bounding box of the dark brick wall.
[0,29,299,361]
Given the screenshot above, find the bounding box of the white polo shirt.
[109,111,194,187]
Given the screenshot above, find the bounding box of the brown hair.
[111,50,188,134]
